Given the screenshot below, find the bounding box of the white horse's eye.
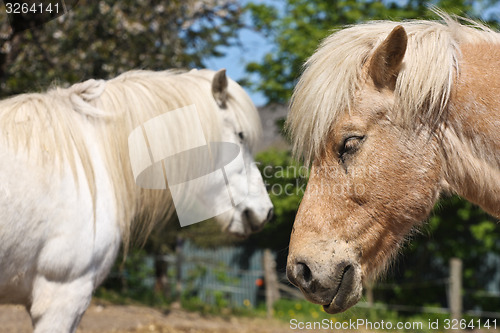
[238,132,245,140]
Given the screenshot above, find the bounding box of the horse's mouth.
[232,232,249,240]
[227,227,249,239]
[226,207,271,237]
[250,223,264,233]
[322,264,355,314]
[243,209,267,234]
[226,219,251,239]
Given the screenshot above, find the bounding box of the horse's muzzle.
[286,258,363,314]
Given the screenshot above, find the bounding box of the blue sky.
[205,24,271,107]
[204,0,277,107]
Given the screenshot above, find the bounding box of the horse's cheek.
[358,136,440,223]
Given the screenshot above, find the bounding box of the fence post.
[263,248,280,318]
[154,255,170,299]
[449,258,462,321]
[174,236,185,306]
[366,282,374,307]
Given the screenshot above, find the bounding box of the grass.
[272,298,500,332]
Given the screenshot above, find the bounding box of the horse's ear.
[212,69,228,108]
[368,25,407,89]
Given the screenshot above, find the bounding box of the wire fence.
[108,243,500,320]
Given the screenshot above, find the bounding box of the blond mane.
[287,14,500,165]
[0,69,262,247]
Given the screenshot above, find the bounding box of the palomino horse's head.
[286,26,445,313]
[204,69,273,237]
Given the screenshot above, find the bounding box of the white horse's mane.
[287,13,500,165]
[0,69,262,245]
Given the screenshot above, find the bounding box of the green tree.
[0,0,243,96]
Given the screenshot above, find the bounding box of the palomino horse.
[286,16,500,314]
[0,69,273,332]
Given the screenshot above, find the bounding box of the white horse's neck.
[440,43,500,218]
[96,74,195,244]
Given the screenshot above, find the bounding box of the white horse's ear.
[368,25,407,89]
[212,69,228,108]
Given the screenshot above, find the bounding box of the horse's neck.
[99,89,177,239]
[441,43,500,218]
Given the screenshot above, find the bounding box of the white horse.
[0,69,273,332]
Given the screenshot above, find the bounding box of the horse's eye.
[339,136,364,161]
[238,132,245,140]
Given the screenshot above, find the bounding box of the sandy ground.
[4,303,497,333]
[0,303,310,333]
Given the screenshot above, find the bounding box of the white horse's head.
[157,69,272,238]
[205,69,273,237]
[123,68,273,238]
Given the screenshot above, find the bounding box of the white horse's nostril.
[243,208,252,221]
[266,208,274,222]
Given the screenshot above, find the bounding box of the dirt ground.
[4,303,499,333]
[0,303,310,333]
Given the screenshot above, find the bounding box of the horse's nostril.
[265,208,274,222]
[297,262,312,284]
[343,264,352,276]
